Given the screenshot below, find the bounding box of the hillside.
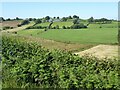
[0,20,22,28]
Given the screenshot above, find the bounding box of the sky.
[1,2,118,19]
[0,0,119,2]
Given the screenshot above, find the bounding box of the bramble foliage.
[2,36,119,89]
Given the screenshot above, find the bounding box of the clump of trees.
[61,17,68,22]
[71,23,87,29]
[34,19,42,24]
[88,17,94,23]
[94,18,112,24]
[71,18,87,29]
[73,15,79,19]
[45,16,50,22]
[26,26,47,29]
[0,17,23,22]
[62,26,66,29]
[57,17,59,19]
[68,16,72,19]
[20,19,30,25]
[87,17,112,24]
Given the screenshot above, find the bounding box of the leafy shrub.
[26,26,47,29]
[62,26,66,29]
[35,19,42,24]
[44,28,48,31]
[21,19,30,25]
[71,23,87,29]
[2,35,119,89]
[3,26,14,30]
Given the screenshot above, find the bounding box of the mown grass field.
[88,22,118,28]
[18,21,118,44]
[52,21,73,28]
[18,28,118,44]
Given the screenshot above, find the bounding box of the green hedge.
[2,36,119,89]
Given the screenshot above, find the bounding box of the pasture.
[18,28,118,44]
[1,18,119,89]
[35,20,88,28]
[88,22,118,28]
[1,1,119,89]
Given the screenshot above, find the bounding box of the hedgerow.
[2,36,120,89]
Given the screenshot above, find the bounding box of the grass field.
[35,20,88,28]
[18,29,44,36]
[52,21,73,28]
[35,21,73,28]
[35,22,50,27]
[88,22,118,28]
[8,33,94,52]
[18,28,118,44]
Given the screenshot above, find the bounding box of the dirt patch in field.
[0,21,21,28]
[1,22,34,33]
[75,45,118,59]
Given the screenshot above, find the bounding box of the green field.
[35,21,73,28]
[88,22,118,28]
[35,22,50,27]
[18,29,44,36]
[52,21,73,28]
[2,15,119,89]
[18,27,118,44]
[35,20,88,28]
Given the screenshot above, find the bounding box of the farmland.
[18,22,118,44]
[0,20,22,28]
[1,15,119,89]
[1,1,120,89]
[36,21,73,28]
